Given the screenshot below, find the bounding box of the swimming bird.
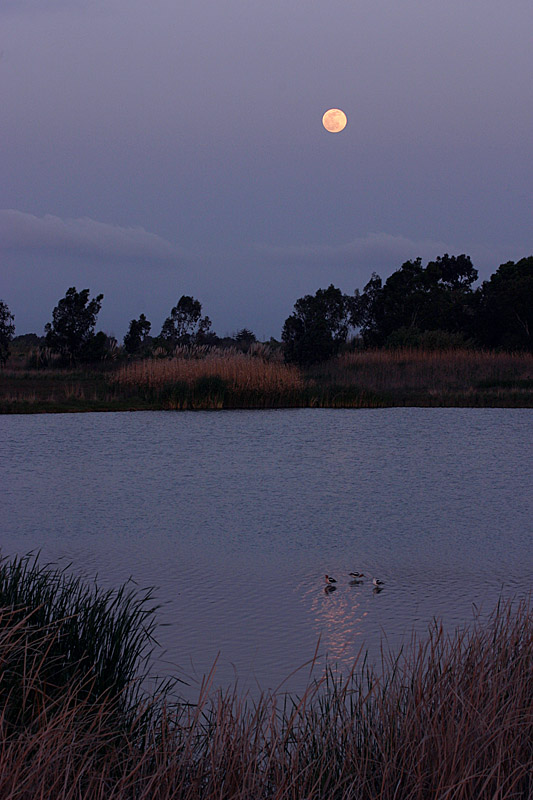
[372,578,385,588]
[349,572,365,578]
[324,575,337,584]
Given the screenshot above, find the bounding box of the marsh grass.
[1,348,532,411]
[0,552,531,798]
[312,348,533,406]
[0,553,167,733]
[112,348,533,409]
[111,351,306,409]
[0,366,117,410]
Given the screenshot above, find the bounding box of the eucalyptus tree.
[476,256,533,350]
[44,287,104,363]
[282,284,355,365]
[124,314,151,355]
[0,300,15,366]
[160,295,212,348]
[353,254,478,346]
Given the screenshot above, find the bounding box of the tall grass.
[111,351,305,408]
[0,552,531,798]
[313,348,533,403]
[0,553,166,732]
[1,348,532,411]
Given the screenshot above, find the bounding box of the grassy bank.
[1,348,532,412]
[312,348,533,407]
[0,552,531,799]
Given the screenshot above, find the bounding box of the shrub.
[385,327,472,350]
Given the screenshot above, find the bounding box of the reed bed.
[0,367,114,410]
[314,348,533,402]
[112,352,303,392]
[0,552,531,799]
[0,553,166,728]
[111,352,305,408]
[1,348,532,411]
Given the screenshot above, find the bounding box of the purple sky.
[2,0,532,339]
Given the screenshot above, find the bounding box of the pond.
[2,408,532,699]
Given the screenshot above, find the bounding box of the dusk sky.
[2,0,532,340]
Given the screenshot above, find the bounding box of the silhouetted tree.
[234,328,256,350]
[44,287,104,363]
[351,273,383,344]
[0,300,15,366]
[353,255,478,346]
[124,314,151,355]
[282,285,354,365]
[429,253,478,290]
[475,256,533,350]
[81,332,117,362]
[160,296,211,348]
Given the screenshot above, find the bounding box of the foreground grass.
[1,348,532,412]
[0,552,531,798]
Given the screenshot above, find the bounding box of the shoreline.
[2,348,532,413]
[2,392,532,414]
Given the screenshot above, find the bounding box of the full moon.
[322,108,347,133]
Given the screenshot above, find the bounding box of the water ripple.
[1,408,532,698]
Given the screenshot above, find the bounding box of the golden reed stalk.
[112,352,304,394]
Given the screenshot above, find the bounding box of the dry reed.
[316,348,533,398]
[112,352,304,396]
[2,348,532,411]
[0,574,531,799]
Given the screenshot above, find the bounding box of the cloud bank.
[254,232,461,268]
[0,209,186,264]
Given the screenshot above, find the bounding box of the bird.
[349,572,365,578]
[372,578,385,588]
[324,575,337,584]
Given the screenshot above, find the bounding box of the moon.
[322,108,347,133]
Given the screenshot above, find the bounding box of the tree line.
[283,254,533,364]
[1,254,532,367]
[0,290,257,366]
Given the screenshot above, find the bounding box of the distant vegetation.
[0,551,531,799]
[282,255,533,363]
[1,346,531,413]
[1,254,532,411]
[0,300,15,366]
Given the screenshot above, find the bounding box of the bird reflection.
[324,584,337,594]
[349,578,364,586]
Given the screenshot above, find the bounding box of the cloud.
[0,0,106,12]
[251,233,515,285]
[253,232,460,268]
[0,209,187,264]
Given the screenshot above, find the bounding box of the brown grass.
[1,598,531,799]
[1,348,532,411]
[314,348,533,401]
[107,349,307,408]
[112,351,304,394]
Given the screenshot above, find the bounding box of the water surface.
[2,409,532,697]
